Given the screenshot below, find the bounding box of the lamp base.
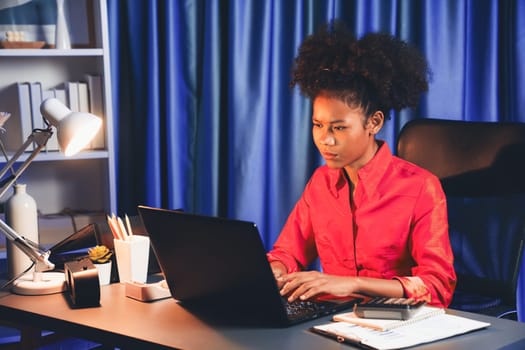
[11,271,66,295]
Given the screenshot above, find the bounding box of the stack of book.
[14,74,105,152]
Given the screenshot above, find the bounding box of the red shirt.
[267,142,456,307]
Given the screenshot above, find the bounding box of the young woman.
[267,22,456,308]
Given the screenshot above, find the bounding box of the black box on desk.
[64,257,100,308]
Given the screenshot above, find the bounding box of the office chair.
[396,118,525,319]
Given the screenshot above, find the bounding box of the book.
[16,82,33,149]
[77,81,90,113]
[29,81,44,131]
[76,81,93,150]
[41,89,59,151]
[85,74,105,149]
[52,87,69,153]
[333,305,445,331]
[311,312,490,350]
[53,88,68,107]
[67,81,79,112]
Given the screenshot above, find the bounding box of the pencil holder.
[114,235,150,283]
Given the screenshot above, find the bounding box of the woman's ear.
[367,111,384,135]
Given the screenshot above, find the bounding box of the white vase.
[55,0,71,49]
[94,261,112,285]
[5,184,39,280]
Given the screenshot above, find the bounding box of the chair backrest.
[397,118,525,311]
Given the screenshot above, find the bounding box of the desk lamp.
[0,97,102,295]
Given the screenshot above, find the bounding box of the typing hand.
[279,271,356,302]
[270,261,288,288]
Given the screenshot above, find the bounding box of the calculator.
[353,297,426,320]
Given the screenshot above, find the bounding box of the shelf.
[0,150,109,163]
[0,0,116,214]
[0,49,104,57]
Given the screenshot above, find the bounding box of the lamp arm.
[0,219,55,272]
[0,128,52,199]
[0,128,55,273]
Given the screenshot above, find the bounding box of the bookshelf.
[0,0,115,224]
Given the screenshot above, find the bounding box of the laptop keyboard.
[283,297,333,320]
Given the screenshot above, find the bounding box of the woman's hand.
[278,271,358,302]
[279,271,405,302]
[270,261,288,288]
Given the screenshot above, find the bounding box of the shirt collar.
[358,140,392,200]
[328,140,393,199]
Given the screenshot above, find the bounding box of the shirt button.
[357,264,363,270]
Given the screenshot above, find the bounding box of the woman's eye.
[312,123,322,128]
[334,126,346,131]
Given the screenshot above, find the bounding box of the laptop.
[138,205,361,327]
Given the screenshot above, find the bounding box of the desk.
[1,283,525,350]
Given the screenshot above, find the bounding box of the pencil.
[125,214,133,237]
[117,216,129,240]
[107,214,122,240]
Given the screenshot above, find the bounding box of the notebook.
[137,205,361,327]
[312,312,490,350]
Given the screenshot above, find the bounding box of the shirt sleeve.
[267,182,318,273]
[395,175,457,307]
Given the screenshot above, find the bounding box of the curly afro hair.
[290,20,430,118]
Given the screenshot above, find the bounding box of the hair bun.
[290,20,430,114]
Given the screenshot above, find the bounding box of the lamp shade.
[40,98,102,156]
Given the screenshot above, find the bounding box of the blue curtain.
[107,0,525,319]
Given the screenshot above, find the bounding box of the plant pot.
[93,261,112,286]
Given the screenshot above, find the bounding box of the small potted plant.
[88,245,113,285]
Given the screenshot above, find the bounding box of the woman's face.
[312,94,379,170]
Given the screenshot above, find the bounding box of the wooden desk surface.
[2,283,525,349]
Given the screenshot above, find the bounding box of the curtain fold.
[108,0,525,320]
